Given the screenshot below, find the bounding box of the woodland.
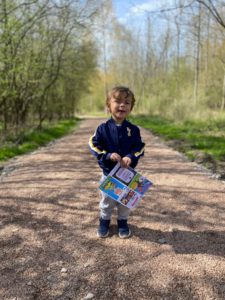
[0,0,225,140]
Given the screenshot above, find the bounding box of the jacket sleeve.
[126,127,145,164]
[88,125,110,162]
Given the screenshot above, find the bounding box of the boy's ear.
[106,105,111,113]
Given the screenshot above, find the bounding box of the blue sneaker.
[117,219,131,239]
[97,218,110,238]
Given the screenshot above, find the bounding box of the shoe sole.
[118,230,131,239]
[97,231,109,238]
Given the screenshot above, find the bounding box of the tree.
[0,0,100,137]
[195,0,225,29]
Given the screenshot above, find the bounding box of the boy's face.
[108,92,132,124]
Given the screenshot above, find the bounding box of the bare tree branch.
[130,0,195,15]
[195,0,225,29]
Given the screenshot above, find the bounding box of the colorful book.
[99,163,152,209]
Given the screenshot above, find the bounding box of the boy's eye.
[114,99,131,105]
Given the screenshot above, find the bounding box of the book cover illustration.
[99,163,152,209]
[99,176,127,201]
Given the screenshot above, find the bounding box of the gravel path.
[0,118,225,300]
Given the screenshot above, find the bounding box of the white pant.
[99,175,130,220]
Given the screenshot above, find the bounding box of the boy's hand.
[121,156,132,168]
[110,153,121,162]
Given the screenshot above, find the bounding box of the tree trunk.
[205,11,211,88]
[193,3,201,106]
[221,70,225,111]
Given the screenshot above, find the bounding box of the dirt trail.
[0,118,225,300]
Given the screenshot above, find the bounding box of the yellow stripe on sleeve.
[134,146,145,157]
[89,133,107,155]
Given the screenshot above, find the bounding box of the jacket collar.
[108,117,128,127]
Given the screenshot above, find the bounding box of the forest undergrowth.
[129,114,225,179]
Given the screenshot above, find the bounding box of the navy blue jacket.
[89,118,145,175]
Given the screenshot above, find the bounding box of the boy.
[89,86,145,238]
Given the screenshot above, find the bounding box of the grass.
[129,115,225,168]
[0,118,80,162]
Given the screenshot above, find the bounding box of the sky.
[113,0,175,24]
[111,0,177,42]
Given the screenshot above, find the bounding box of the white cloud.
[130,0,175,16]
[117,16,128,24]
[115,0,175,27]
[130,3,159,15]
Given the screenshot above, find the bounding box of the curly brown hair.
[106,86,136,110]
